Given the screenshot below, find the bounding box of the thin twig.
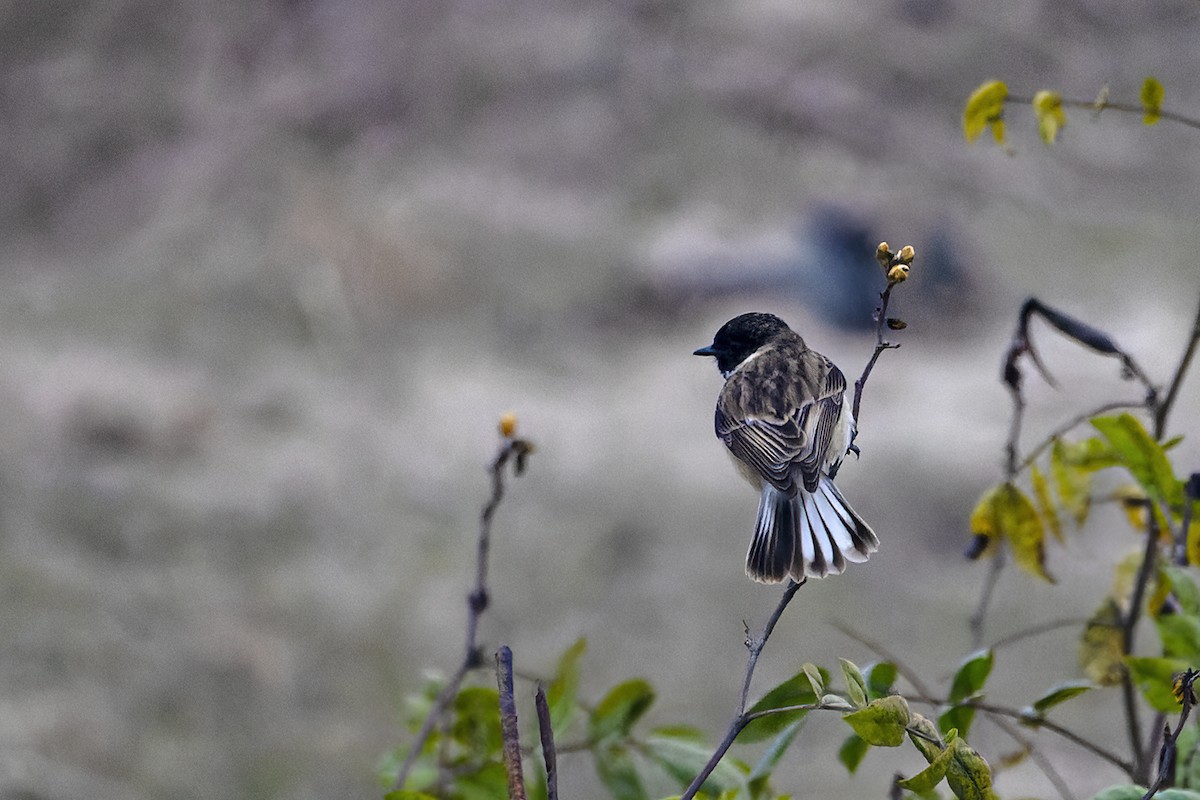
[496,646,528,800]
[392,436,532,791]
[1155,295,1200,434]
[1122,502,1161,783]
[1005,95,1200,133]
[984,714,1078,800]
[852,281,900,429]
[535,685,559,800]
[681,579,804,800]
[830,621,933,700]
[970,551,1006,646]
[908,695,1133,774]
[986,616,1088,652]
[1018,400,1150,473]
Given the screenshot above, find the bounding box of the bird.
[693,312,878,583]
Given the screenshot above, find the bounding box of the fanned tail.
[746,477,878,583]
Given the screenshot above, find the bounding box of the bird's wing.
[717,360,847,493]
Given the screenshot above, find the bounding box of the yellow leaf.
[970,483,1054,581]
[1079,598,1126,686]
[1051,439,1091,526]
[1032,90,1066,144]
[1187,515,1200,567]
[1109,485,1173,539]
[1141,76,1164,125]
[963,81,1009,143]
[1029,463,1063,543]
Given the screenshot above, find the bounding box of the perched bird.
[694,312,878,583]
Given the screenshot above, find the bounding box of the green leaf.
[748,718,806,797]
[1051,439,1092,526]
[1063,436,1123,472]
[1091,787,1149,800]
[970,483,1054,582]
[838,733,870,774]
[385,792,440,800]
[595,744,648,800]
[963,80,1009,143]
[453,762,510,800]
[1175,723,1200,787]
[1141,76,1165,125]
[1092,414,1181,506]
[644,731,747,793]
[1126,656,1191,713]
[1093,789,1200,800]
[945,736,996,800]
[907,712,944,762]
[739,671,818,743]
[1164,567,1200,616]
[452,686,502,752]
[589,679,656,742]
[1080,597,1127,686]
[840,658,868,707]
[1157,614,1200,660]
[548,637,586,731]
[949,650,994,704]
[843,695,911,747]
[1029,680,1093,715]
[938,705,976,741]
[864,662,898,700]
[802,662,825,696]
[1032,90,1067,144]
[1030,463,1063,542]
[898,736,956,793]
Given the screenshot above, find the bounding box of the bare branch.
[535,685,559,800]
[392,435,533,792]
[496,646,527,800]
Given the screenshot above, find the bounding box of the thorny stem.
[392,437,531,792]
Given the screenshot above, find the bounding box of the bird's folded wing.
[717,368,846,493]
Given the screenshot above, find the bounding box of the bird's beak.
[693,345,717,357]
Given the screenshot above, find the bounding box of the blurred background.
[2,1,1199,798]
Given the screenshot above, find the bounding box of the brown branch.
[535,685,559,800]
[680,579,804,800]
[392,435,533,792]
[496,646,528,800]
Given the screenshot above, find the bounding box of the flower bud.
[887,264,910,284]
[898,245,916,264]
[875,242,892,267]
[499,411,518,438]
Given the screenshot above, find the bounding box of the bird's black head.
[693,312,792,375]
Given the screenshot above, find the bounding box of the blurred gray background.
[2,1,1199,798]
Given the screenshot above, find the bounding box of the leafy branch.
[964,78,1200,148]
